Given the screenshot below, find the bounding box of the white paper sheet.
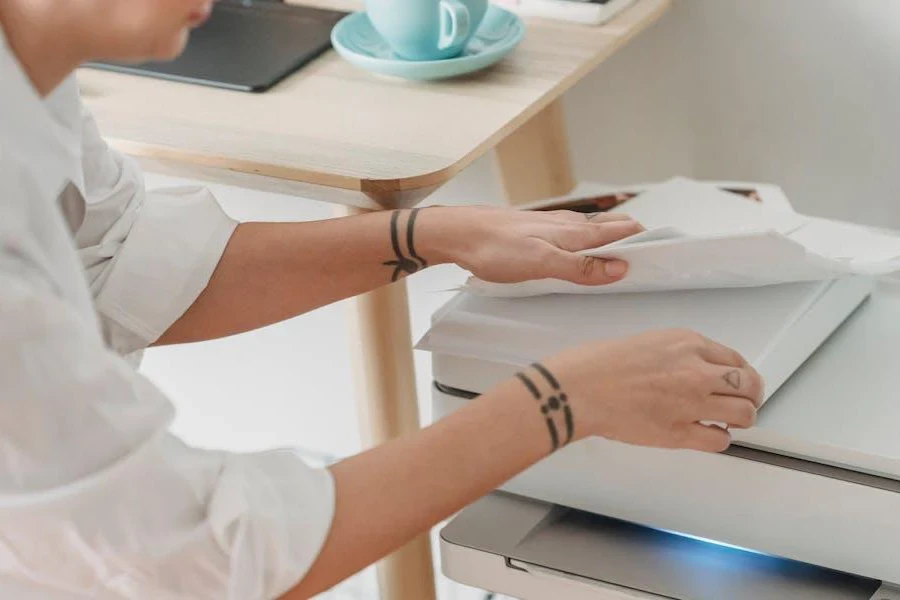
[607,176,808,235]
[468,178,900,297]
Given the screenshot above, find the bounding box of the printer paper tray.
[441,493,889,600]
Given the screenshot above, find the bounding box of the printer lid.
[420,279,846,369]
[422,280,900,480]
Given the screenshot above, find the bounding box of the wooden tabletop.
[77,0,670,208]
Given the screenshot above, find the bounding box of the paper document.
[468,178,900,297]
[607,176,808,236]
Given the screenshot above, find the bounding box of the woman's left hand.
[420,205,643,286]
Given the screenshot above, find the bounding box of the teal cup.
[364,0,488,61]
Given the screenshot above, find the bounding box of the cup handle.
[438,0,471,52]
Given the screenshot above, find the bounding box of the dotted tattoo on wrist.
[515,363,574,452]
[383,208,427,282]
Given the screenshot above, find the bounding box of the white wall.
[438,0,900,228]
[686,0,900,226]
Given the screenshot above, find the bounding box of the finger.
[698,338,749,369]
[546,210,633,224]
[710,366,764,406]
[684,422,732,453]
[587,213,645,231]
[541,248,629,286]
[585,212,637,224]
[555,220,644,252]
[700,395,758,428]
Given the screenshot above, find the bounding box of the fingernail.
[604,260,627,277]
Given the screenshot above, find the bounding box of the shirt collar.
[0,22,84,201]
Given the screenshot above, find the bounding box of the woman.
[0,0,762,598]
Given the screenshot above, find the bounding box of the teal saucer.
[331,6,525,81]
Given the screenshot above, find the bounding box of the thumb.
[543,249,628,286]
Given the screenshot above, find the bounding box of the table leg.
[337,206,437,600]
[494,98,576,205]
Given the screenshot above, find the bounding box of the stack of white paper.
[467,178,900,298]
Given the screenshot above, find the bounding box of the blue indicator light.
[654,527,772,557]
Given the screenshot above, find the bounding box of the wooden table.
[77,1,670,598]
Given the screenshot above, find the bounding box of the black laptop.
[85,0,347,92]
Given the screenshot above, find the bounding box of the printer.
[418,181,900,599]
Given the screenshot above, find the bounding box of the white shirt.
[0,28,334,600]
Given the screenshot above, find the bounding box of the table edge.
[104,0,672,195]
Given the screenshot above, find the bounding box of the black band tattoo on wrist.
[383,209,428,282]
[516,363,574,452]
[723,369,741,390]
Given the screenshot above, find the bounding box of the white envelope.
[467,178,900,298]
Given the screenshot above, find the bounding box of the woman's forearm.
[156,208,447,345]
[283,376,551,599]
[156,206,639,346]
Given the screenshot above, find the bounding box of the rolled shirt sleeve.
[74,107,237,354]
[209,450,336,600]
[0,256,334,599]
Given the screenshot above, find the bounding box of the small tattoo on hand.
[516,363,574,453]
[723,369,742,390]
[383,208,427,282]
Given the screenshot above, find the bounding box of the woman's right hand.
[519,329,764,453]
